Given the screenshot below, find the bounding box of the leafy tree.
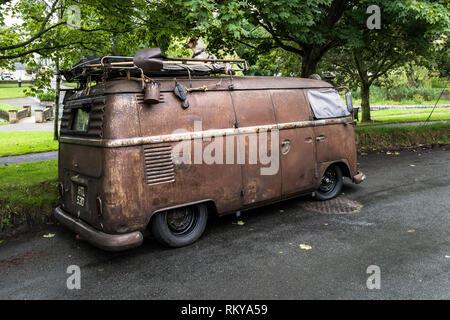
[320,0,449,122]
[174,0,359,77]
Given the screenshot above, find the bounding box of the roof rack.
[61,48,248,84]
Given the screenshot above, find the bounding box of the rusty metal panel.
[314,124,358,176]
[270,90,316,196]
[231,90,281,205]
[270,89,312,123]
[145,140,243,215]
[101,146,148,234]
[102,94,141,139]
[59,143,103,178]
[138,90,235,137]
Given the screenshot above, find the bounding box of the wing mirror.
[345,91,353,113]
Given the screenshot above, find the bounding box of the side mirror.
[345,91,353,113]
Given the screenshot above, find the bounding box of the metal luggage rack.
[62,52,249,85]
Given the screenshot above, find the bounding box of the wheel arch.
[147,199,218,227]
[318,159,351,180]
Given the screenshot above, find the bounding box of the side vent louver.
[144,145,175,186]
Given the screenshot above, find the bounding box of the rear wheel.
[150,204,208,247]
[315,165,343,201]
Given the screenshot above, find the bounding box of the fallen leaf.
[299,244,312,250]
[0,240,4,244]
[232,220,245,226]
[407,229,415,233]
[43,233,55,238]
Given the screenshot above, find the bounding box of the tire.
[315,165,343,201]
[150,204,208,247]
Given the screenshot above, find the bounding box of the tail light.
[96,196,103,217]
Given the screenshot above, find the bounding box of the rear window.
[71,107,90,132]
[307,89,350,119]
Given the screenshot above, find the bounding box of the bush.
[385,86,440,102]
[37,89,55,102]
[430,78,449,88]
[351,86,387,102]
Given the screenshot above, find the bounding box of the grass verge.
[353,99,450,106]
[355,122,450,151]
[0,160,58,235]
[0,84,31,99]
[0,131,58,157]
[356,113,450,126]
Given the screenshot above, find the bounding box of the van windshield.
[307,89,350,119]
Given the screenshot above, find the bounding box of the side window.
[307,89,350,119]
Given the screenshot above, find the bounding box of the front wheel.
[315,165,343,201]
[150,204,208,247]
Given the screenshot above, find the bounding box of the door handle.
[316,135,326,142]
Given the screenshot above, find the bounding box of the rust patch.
[0,250,48,268]
[303,197,362,214]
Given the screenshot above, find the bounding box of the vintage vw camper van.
[55,49,365,251]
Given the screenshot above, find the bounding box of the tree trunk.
[360,82,371,122]
[54,58,60,141]
[300,47,322,78]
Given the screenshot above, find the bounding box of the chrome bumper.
[353,171,366,184]
[54,206,143,252]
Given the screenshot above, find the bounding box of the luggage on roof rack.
[61,48,248,83]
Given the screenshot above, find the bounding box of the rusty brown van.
[55,50,365,251]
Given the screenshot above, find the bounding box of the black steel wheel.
[151,204,208,247]
[315,165,343,201]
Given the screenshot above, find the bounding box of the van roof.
[80,76,333,96]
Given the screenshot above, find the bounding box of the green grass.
[0,131,58,157]
[0,160,58,232]
[353,99,450,106]
[0,102,21,113]
[368,108,450,117]
[0,83,31,99]
[357,112,450,126]
[355,122,450,150]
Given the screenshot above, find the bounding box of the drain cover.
[303,197,362,214]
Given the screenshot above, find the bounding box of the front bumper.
[54,206,143,251]
[353,171,366,184]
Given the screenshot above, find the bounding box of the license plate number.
[76,186,85,207]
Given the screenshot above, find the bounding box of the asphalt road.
[0,147,449,299]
